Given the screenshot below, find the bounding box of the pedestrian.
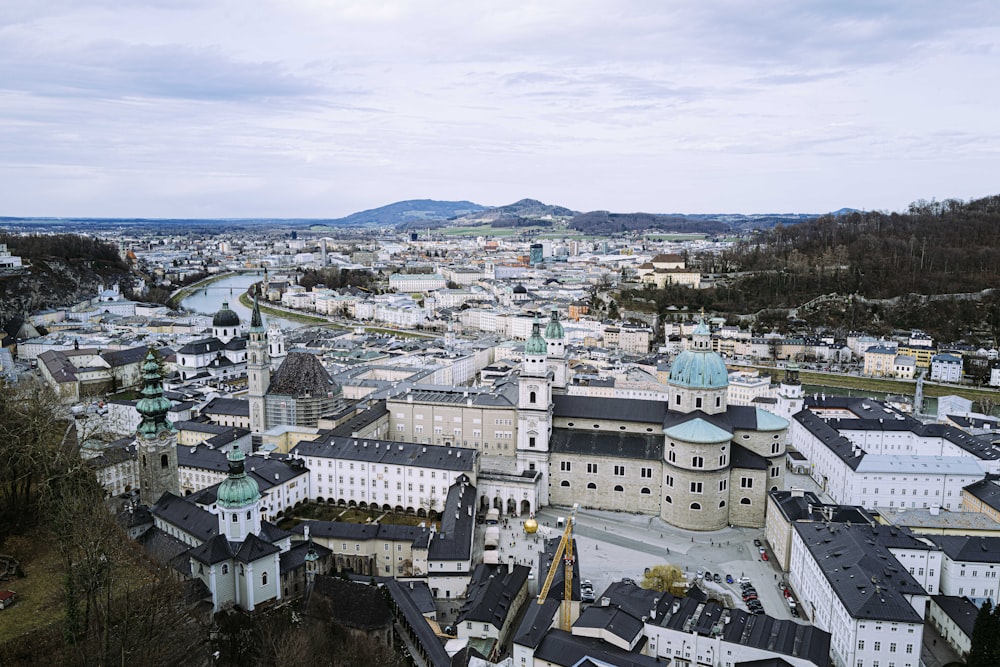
[595,544,598,550]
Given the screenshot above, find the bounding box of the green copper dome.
[667,319,728,390]
[525,318,548,356]
[136,351,175,439]
[544,308,564,340]
[217,448,261,509]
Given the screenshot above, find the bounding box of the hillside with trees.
[619,196,1000,343]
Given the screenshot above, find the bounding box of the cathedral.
[377,313,790,530]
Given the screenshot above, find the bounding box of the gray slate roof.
[793,522,926,622]
[294,435,476,472]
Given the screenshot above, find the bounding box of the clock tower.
[247,290,270,438]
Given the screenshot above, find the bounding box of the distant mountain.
[319,200,488,228]
[452,199,578,226]
[567,211,822,235]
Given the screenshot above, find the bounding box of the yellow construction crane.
[537,503,578,631]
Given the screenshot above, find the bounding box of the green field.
[440,225,549,237]
[642,233,707,241]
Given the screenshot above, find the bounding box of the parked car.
[581,589,596,603]
[713,573,721,583]
[704,570,712,581]
[696,570,705,580]
[725,574,734,584]
[753,539,762,548]
[737,576,752,584]
[761,551,769,562]
[622,577,636,586]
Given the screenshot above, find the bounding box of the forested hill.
[724,196,1000,302]
[0,233,132,320]
[570,211,730,235]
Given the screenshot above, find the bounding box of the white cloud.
[1,0,999,216]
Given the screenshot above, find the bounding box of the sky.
[2,1,999,218]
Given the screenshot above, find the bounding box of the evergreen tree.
[968,599,996,667]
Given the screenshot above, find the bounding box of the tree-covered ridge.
[725,195,1000,301]
[0,233,126,269]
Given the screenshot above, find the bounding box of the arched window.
[691,456,704,468]
[587,482,597,490]
[668,451,676,463]
[614,485,624,492]
[222,564,229,575]
[560,480,570,487]
[640,487,651,495]
[231,513,238,523]
[529,391,536,403]
[740,498,751,505]
[262,571,268,586]
[160,454,168,469]
[690,502,701,510]
[719,500,726,508]
[246,510,252,519]
[665,495,672,504]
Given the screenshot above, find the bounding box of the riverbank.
[167,272,237,309]
[738,365,1000,404]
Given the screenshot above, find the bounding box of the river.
[179,273,304,330]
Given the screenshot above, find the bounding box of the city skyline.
[2,1,999,218]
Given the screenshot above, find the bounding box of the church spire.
[250,287,264,331]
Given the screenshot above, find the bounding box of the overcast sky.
[2,1,999,218]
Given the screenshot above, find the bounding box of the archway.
[493,496,503,510]
[417,508,427,518]
[480,495,490,511]
[506,497,517,515]
[383,503,392,512]
[359,501,368,509]
[520,499,531,516]
[348,500,357,508]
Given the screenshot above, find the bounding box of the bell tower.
[517,317,552,504]
[136,351,178,506]
[247,289,270,438]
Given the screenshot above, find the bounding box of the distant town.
[2,209,1000,667]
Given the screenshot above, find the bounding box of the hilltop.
[318,199,487,229]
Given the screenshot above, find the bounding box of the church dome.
[217,449,261,509]
[525,318,547,356]
[667,319,728,389]
[213,302,241,328]
[544,309,564,340]
[513,284,528,294]
[668,349,729,389]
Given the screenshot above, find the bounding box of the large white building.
[790,522,928,667]
[790,396,999,510]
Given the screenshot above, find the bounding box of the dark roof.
[268,351,340,397]
[291,520,428,545]
[258,521,294,543]
[311,576,393,630]
[177,338,227,355]
[329,401,388,437]
[235,532,280,563]
[428,476,476,563]
[538,537,581,601]
[931,595,980,638]
[385,579,451,667]
[151,491,218,542]
[549,428,663,460]
[963,475,1000,512]
[294,435,476,473]
[458,564,529,629]
[729,443,769,471]
[513,597,560,649]
[767,490,873,524]
[793,522,926,622]
[553,395,666,424]
[201,397,249,417]
[101,345,149,367]
[926,535,1000,563]
[279,540,331,574]
[533,629,660,667]
[136,526,193,574]
[188,534,235,565]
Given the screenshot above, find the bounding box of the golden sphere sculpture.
[523,517,539,534]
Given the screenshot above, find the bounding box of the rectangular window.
[690,482,703,493]
[719,479,727,492]
[741,477,753,489]
[587,463,598,474]
[614,465,625,476]
[641,467,653,478]
[560,461,572,472]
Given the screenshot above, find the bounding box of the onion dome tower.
[216,448,263,541]
[136,351,179,506]
[543,308,568,391]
